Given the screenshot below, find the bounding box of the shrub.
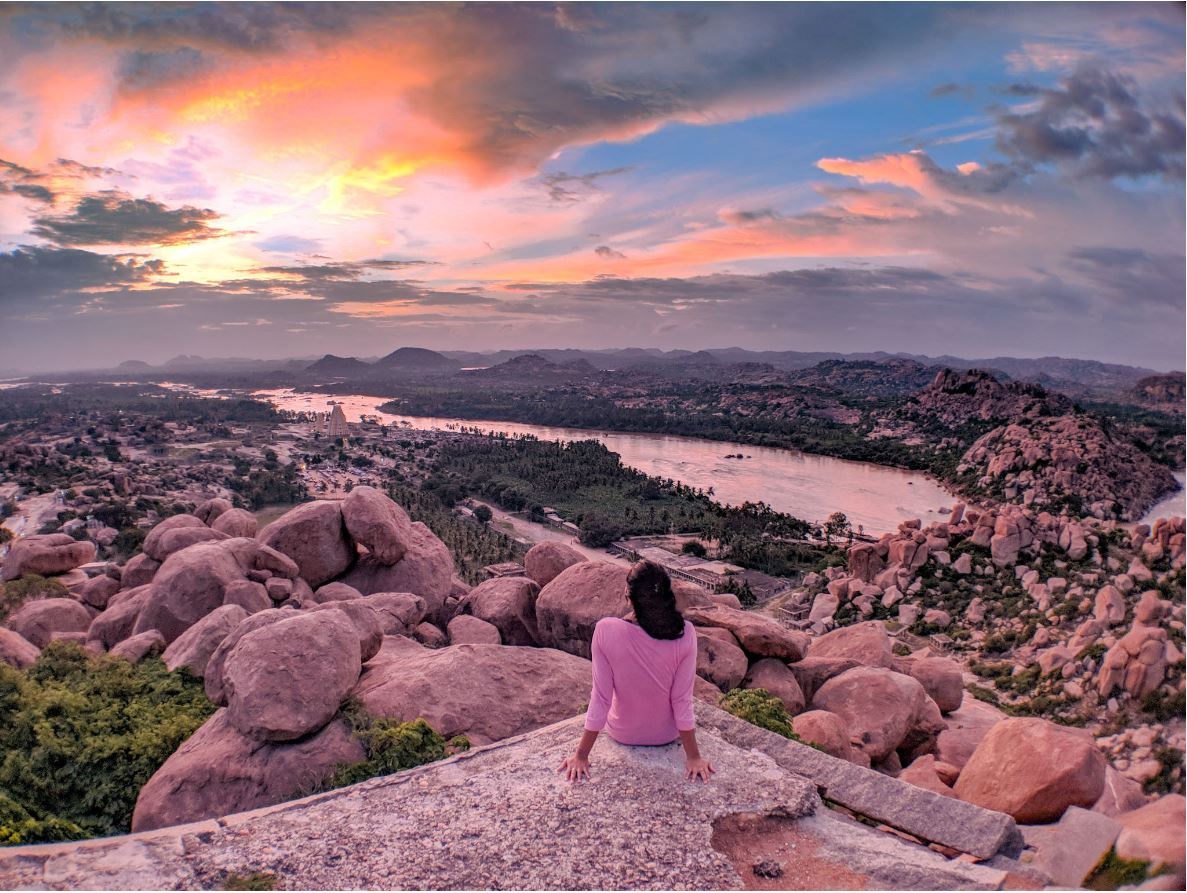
[0,574,69,622]
[222,871,279,891]
[681,540,707,557]
[1141,688,1186,723]
[719,688,796,739]
[0,792,85,847]
[325,705,470,790]
[0,641,216,843]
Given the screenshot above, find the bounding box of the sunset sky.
[0,1,1183,372]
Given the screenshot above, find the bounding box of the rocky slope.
[2,489,1184,887]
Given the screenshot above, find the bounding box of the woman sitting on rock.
[559,560,714,784]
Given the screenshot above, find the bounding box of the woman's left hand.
[685,756,715,783]
[558,753,592,783]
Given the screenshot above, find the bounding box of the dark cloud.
[0,156,128,208]
[540,167,631,202]
[0,245,164,304]
[0,157,55,203]
[255,259,433,280]
[1,2,390,53]
[1066,246,1184,305]
[930,82,974,99]
[993,82,1042,97]
[117,46,209,89]
[995,65,1185,180]
[720,207,782,225]
[594,245,626,259]
[31,191,224,245]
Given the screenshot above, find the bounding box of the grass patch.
[1084,848,1150,890]
[222,871,278,891]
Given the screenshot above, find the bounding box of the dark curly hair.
[626,560,685,640]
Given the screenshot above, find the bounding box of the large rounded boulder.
[141,515,206,563]
[459,576,540,646]
[338,523,453,618]
[152,527,228,562]
[743,658,806,715]
[900,656,964,714]
[812,665,945,763]
[534,561,629,658]
[87,585,152,649]
[204,607,299,705]
[0,627,40,669]
[222,610,362,742]
[682,604,809,662]
[809,621,895,669]
[952,717,1106,823]
[341,486,413,565]
[195,497,233,525]
[2,534,96,581]
[134,542,249,643]
[524,542,587,587]
[211,508,258,538]
[131,709,364,832]
[5,598,92,648]
[257,500,354,587]
[696,627,747,691]
[161,604,249,677]
[353,641,591,746]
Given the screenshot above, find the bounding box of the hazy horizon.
[1,3,1184,372]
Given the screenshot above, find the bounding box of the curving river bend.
[254,389,958,535]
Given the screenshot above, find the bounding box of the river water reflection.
[254,389,959,534]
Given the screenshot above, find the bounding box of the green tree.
[824,511,850,546]
[473,505,493,525]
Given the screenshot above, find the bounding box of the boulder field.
[1,489,1183,882]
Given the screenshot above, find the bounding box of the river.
[244,389,959,534]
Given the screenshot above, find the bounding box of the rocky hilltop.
[2,485,1184,888]
[897,369,1179,520]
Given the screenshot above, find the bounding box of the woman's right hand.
[558,753,592,783]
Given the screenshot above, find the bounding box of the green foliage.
[681,539,707,557]
[417,434,824,578]
[579,512,624,548]
[227,461,307,510]
[1084,848,1151,890]
[719,689,796,739]
[967,684,1001,706]
[0,642,216,843]
[385,483,524,585]
[326,705,470,790]
[1141,688,1186,723]
[0,573,69,621]
[0,791,86,846]
[472,504,493,524]
[222,871,279,891]
[1145,746,1185,795]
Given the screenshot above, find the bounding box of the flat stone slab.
[697,704,1020,859]
[0,707,1014,891]
[1021,806,1120,888]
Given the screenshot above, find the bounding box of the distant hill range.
[73,346,1178,404]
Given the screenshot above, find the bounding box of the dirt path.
[473,500,629,565]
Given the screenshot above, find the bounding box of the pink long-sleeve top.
[583,616,698,745]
